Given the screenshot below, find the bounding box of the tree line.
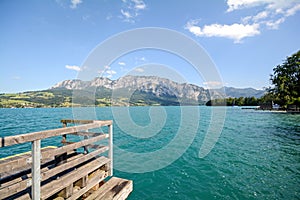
[206,97,260,106]
[207,50,300,109]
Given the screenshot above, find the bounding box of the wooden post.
[108,124,113,176]
[32,139,41,200]
[57,121,68,166]
[62,121,67,145]
[83,135,89,154]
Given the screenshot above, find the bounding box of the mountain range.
[0,76,265,108]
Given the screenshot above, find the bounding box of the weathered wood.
[0,179,31,199]
[0,119,127,200]
[42,134,108,160]
[0,120,112,147]
[62,121,67,148]
[69,131,105,137]
[66,170,107,200]
[64,184,74,198]
[0,147,56,174]
[0,146,108,199]
[85,177,133,200]
[31,140,41,200]
[0,167,50,199]
[14,156,108,200]
[108,124,113,176]
[75,175,88,188]
[40,156,110,200]
[61,119,94,124]
[42,146,108,181]
[1,135,107,174]
[1,151,77,188]
[0,153,82,199]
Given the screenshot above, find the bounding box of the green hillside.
[0,88,188,108]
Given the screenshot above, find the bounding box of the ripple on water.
[0,107,299,199]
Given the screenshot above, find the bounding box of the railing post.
[108,124,113,176]
[32,139,41,200]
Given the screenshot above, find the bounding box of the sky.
[0,0,300,93]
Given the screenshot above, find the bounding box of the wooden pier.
[0,119,133,200]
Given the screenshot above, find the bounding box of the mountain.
[0,76,265,108]
[212,87,265,98]
[52,76,265,98]
[51,76,212,106]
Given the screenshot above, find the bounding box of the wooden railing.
[0,119,113,200]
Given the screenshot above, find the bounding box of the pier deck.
[0,119,132,200]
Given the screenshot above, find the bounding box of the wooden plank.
[0,153,84,199]
[0,134,108,174]
[0,119,113,200]
[60,119,112,126]
[0,146,107,199]
[61,119,94,124]
[1,151,78,187]
[0,120,112,147]
[42,134,108,160]
[66,170,107,200]
[42,146,108,181]
[40,156,110,200]
[69,132,105,137]
[13,157,108,200]
[0,167,51,199]
[0,147,56,175]
[0,179,31,199]
[85,177,133,200]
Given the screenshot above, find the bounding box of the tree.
[268,50,300,108]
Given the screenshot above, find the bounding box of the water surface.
[0,107,299,199]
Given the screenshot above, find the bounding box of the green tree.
[268,50,300,108]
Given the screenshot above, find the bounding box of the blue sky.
[1,0,299,93]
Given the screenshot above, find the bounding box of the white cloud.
[226,0,298,12]
[65,65,81,71]
[121,9,133,19]
[134,68,144,73]
[227,0,271,12]
[132,0,146,10]
[186,0,300,42]
[98,65,117,78]
[185,21,260,43]
[70,0,82,9]
[105,70,117,78]
[106,70,117,75]
[118,62,126,66]
[265,17,285,29]
[253,11,269,21]
[285,3,300,16]
[120,0,146,23]
[227,0,300,25]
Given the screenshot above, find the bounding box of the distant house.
[258,101,281,110]
[272,102,280,110]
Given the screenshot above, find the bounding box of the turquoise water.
[0,107,299,199]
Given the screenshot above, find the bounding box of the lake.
[0,107,299,199]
